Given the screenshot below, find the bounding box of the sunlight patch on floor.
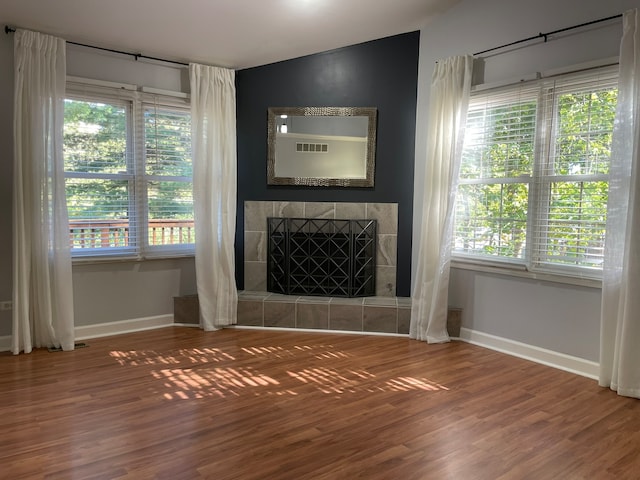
[109,347,236,366]
[109,344,448,400]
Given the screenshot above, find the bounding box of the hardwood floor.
[1,327,639,479]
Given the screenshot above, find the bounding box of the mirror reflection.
[267,107,377,187]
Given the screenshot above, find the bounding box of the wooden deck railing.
[69,219,195,248]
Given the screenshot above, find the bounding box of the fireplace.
[244,201,397,297]
[267,217,377,297]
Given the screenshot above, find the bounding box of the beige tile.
[244,262,267,292]
[398,307,411,334]
[237,300,263,326]
[329,304,363,331]
[297,296,331,304]
[238,291,272,301]
[367,203,398,235]
[364,296,397,306]
[330,297,364,305]
[335,202,366,220]
[376,266,396,297]
[304,202,335,219]
[245,201,273,232]
[244,231,267,262]
[377,234,397,267]
[397,297,412,307]
[274,201,304,218]
[363,306,397,333]
[264,302,296,328]
[264,293,298,303]
[296,303,329,329]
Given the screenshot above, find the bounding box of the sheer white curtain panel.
[410,55,473,343]
[12,29,75,354]
[190,64,238,330]
[599,8,640,399]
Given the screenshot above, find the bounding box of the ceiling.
[2,0,460,69]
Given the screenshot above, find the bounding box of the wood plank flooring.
[1,327,639,479]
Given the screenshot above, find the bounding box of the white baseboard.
[0,315,176,352]
[458,327,599,380]
[173,322,201,328]
[75,314,175,340]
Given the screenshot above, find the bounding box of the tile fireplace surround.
[244,201,398,296]
[241,200,405,334]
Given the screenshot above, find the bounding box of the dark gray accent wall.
[236,31,420,296]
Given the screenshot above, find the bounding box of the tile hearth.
[237,291,412,334]
[174,293,461,337]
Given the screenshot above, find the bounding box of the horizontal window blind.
[143,103,194,251]
[531,70,618,273]
[461,85,538,180]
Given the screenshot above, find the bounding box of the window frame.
[452,65,619,282]
[64,79,194,261]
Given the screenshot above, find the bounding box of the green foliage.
[555,89,617,175]
[64,99,127,173]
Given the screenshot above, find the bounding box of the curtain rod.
[474,13,623,56]
[4,25,189,67]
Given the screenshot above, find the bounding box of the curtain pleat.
[599,8,640,399]
[410,55,473,343]
[190,64,238,330]
[12,29,74,354]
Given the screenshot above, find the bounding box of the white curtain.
[410,55,473,343]
[190,64,238,331]
[12,29,74,354]
[599,9,640,399]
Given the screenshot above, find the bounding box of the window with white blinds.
[453,65,618,278]
[63,82,193,258]
[144,104,194,251]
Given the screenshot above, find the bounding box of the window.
[143,104,194,250]
[63,81,193,258]
[453,66,618,278]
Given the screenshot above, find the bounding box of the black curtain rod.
[4,25,189,67]
[474,13,623,56]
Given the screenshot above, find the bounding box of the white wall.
[0,33,197,334]
[413,0,640,362]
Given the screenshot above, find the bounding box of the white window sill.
[450,258,602,289]
[72,252,195,266]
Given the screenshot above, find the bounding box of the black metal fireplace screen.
[267,217,376,297]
